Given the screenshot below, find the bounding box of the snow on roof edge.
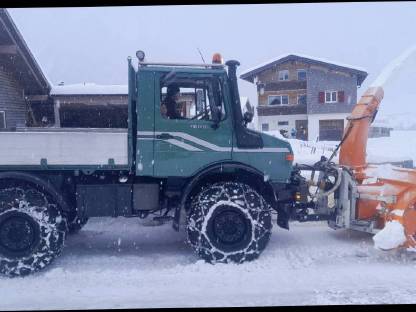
[6,9,52,91]
[50,83,128,95]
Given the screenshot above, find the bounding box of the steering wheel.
[191,111,207,120]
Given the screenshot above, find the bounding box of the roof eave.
[0,9,51,94]
[240,55,368,86]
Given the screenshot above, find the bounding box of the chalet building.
[0,9,51,129]
[240,54,368,141]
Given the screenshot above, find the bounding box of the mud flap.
[276,202,290,230]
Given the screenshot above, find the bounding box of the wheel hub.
[212,208,249,246]
[0,213,39,256]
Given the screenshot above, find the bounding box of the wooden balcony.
[259,80,307,92]
[257,104,307,116]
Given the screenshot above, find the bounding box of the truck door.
[135,69,155,176]
[151,71,233,177]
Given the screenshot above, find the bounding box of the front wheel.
[0,186,67,277]
[187,182,272,263]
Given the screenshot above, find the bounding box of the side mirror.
[243,111,253,126]
[245,101,254,115]
[242,100,254,126]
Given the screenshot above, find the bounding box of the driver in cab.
[161,84,183,119]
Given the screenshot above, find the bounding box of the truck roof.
[137,61,227,74]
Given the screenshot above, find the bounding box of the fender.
[0,171,71,214]
[172,161,277,231]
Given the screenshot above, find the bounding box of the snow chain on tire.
[187,181,272,264]
[0,186,67,277]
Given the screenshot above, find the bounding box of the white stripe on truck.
[137,131,290,153]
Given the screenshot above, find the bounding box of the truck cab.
[130,52,293,183]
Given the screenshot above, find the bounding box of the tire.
[0,186,67,277]
[68,216,89,234]
[187,181,272,263]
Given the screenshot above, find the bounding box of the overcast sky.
[8,3,416,116]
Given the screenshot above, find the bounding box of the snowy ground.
[266,130,416,166]
[1,131,416,309]
[1,217,416,309]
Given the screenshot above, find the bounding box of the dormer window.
[278,70,289,81]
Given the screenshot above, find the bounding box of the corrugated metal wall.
[0,65,27,128]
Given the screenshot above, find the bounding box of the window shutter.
[338,91,345,103]
[318,92,324,103]
[0,112,5,129]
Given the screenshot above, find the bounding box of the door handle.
[156,133,174,140]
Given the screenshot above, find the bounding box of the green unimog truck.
[0,51,299,277]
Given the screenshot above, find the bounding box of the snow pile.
[367,130,416,164]
[266,129,416,165]
[365,163,399,180]
[51,83,128,95]
[265,130,337,165]
[373,220,407,250]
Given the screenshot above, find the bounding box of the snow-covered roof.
[240,53,368,86]
[51,83,128,95]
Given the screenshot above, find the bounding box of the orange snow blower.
[338,86,416,249]
[290,84,416,250]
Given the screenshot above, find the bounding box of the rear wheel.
[0,186,67,277]
[187,181,272,263]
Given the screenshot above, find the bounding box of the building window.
[278,121,289,126]
[0,111,5,129]
[297,69,307,81]
[261,123,269,131]
[325,91,338,103]
[319,119,344,141]
[278,70,289,81]
[268,95,289,105]
[297,94,307,105]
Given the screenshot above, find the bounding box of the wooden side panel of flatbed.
[0,129,128,167]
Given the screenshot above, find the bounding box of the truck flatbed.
[0,128,128,168]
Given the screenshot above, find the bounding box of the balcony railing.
[257,104,307,116]
[259,80,307,92]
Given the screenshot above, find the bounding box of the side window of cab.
[159,75,226,122]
